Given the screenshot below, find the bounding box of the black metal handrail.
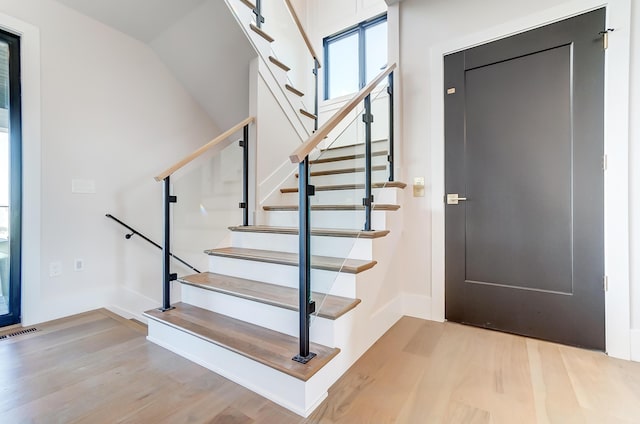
[292,67,396,363]
[105,214,201,274]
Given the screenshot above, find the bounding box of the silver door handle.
[447,194,467,205]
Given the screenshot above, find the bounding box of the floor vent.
[0,327,38,340]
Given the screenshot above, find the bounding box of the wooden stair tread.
[285,84,304,97]
[229,225,390,239]
[311,150,387,165]
[322,139,388,153]
[144,303,339,381]
[205,247,377,274]
[250,24,274,43]
[239,0,256,10]
[179,272,361,320]
[281,181,407,194]
[297,165,387,178]
[269,56,290,72]
[262,204,401,212]
[299,109,317,120]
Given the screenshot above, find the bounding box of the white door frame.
[429,0,632,360]
[0,12,42,326]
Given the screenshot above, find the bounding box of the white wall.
[150,0,256,131]
[0,0,219,324]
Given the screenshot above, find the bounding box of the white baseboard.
[401,293,432,320]
[108,285,170,323]
[631,329,640,362]
[105,304,147,323]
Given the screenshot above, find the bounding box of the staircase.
[142,0,403,418]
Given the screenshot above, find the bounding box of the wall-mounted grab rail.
[105,213,201,273]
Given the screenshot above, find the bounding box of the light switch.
[413,177,425,197]
[72,179,96,194]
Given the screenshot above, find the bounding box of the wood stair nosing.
[269,56,291,72]
[228,225,390,239]
[322,139,389,153]
[285,84,304,97]
[296,165,387,178]
[250,24,275,43]
[179,272,361,320]
[144,303,339,381]
[262,204,401,212]
[205,247,377,274]
[280,181,408,194]
[240,0,256,10]
[310,150,388,165]
[299,109,317,120]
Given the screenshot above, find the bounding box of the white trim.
[0,13,42,326]
[430,0,631,359]
[631,329,640,362]
[401,293,431,320]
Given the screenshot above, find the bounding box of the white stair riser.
[310,155,389,173]
[316,140,389,160]
[281,186,401,205]
[307,170,389,186]
[208,255,358,298]
[265,209,390,231]
[181,284,337,347]
[147,318,332,417]
[230,231,374,260]
[268,60,289,87]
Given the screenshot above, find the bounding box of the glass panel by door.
[0,29,22,327]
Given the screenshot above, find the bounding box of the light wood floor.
[1,310,639,423]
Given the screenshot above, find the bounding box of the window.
[324,15,387,100]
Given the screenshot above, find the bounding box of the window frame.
[323,13,388,101]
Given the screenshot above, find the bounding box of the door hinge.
[599,28,615,50]
[602,154,608,171]
[604,276,609,292]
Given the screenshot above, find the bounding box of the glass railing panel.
[171,140,245,276]
[307,82,390,327]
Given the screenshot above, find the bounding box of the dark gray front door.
[444,9,605,350]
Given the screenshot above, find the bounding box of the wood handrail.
[289,63,396,164]
[283,0,321,68]
[154,116,255,182]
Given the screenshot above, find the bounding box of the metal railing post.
[161,176,177,311]
[254,0,265,28]
[387,72,395,182]
[363,94,374,231]
[240,124,250,226]
[293,157,316,364]
[313,59,319,132]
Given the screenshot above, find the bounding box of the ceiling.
[55,0,207,43]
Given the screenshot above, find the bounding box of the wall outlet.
[74,259,84,272]
[49,261,62,277]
